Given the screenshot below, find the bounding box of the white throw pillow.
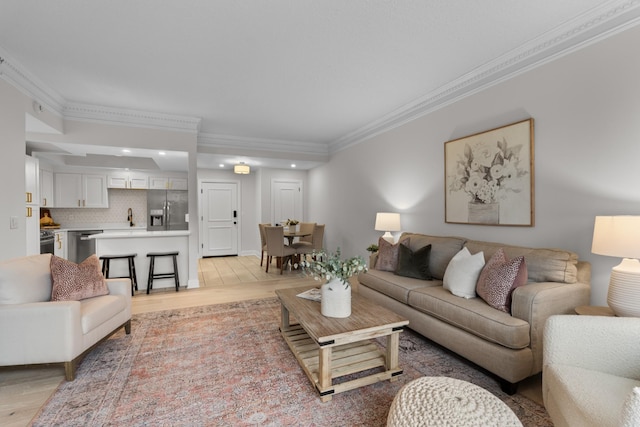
[443,247,485,299]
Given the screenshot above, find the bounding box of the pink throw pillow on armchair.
[50,254,109,301]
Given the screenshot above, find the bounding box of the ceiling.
[2,1,639,170]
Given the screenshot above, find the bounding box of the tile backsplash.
[49,189,148,228]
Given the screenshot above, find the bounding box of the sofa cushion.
[358,269,440,305]
[0,253,53,304]
[443,247,485,299]
[399,234,465,280]
[395,244,432,280]
[476,248,528,313]
[80,294,128,334]
[375,237,405,272]
[407,286,530,349]
[465,240,578,284]
[51,255,109,301]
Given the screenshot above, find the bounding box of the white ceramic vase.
[321,278,351,318]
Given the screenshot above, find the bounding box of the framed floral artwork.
[444,119,534,226]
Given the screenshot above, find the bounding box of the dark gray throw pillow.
[394,244,432,280]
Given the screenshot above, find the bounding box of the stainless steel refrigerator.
[147,190,189,231]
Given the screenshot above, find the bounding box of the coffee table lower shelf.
[281,324,403,402]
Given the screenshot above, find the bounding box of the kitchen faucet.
[128,208,135,227]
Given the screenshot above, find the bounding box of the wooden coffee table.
[275,286,409,402]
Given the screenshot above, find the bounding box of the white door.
[272,180,303,225]
[201,182,238,256]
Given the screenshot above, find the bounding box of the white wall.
[310,24,640,306]
[0,80,63,261]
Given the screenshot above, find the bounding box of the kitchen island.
[91,230,190,292]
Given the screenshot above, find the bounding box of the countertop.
[90,230,190,239]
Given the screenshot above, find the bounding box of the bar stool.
[99,254,138,296]
[146,251,180,294]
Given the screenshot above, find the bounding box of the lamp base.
[381,232,395,244]
[607,258,640,317]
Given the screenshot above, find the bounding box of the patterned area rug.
[31,298,551,426]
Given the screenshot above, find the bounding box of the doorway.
[200,181,239,257]
[271,179,303,224]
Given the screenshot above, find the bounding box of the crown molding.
[198,132,329,156]
[0,47,66,116]
[64,103,201,133]
[329,0,640,154]
[0,46,201,133]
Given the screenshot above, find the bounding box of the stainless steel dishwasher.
[67,230,103,263]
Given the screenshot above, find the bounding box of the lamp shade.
[592,215,640,317]
[234,163,250,174]
[375,212,401,232]
[592,216,640,259]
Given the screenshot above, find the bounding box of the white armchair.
[543,315,640,427]
[0,254,132,380]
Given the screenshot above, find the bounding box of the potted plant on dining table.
[285,219,300,233]
[298,248,367,318]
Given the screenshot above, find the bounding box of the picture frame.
[444,118,534,226]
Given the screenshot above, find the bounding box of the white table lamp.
[591,215,640,317]
[375,212,401,243]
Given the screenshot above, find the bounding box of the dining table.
[283,230,312,245]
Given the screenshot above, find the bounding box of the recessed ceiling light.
[158,151,166,156]
[219,164,225,168]
[122,149,131,153]
[291,164,297,168]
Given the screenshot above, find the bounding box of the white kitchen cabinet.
[25,155,39,206]
[25,156,40,255]
[54,172,109,208]
[54,230,68,259]
[108,171,148,189]
[40,167,55,207]
[149,175,188,190]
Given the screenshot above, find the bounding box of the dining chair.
[264,226,297,274]
[297,222,316,244]
[292,224,325,259]
[258,223,270,266]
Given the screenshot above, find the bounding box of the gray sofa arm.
[511,280,590,373]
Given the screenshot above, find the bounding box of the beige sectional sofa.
[357,232,591,393]
[0,253,132,380]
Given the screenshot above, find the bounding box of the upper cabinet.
[55,172,108,208]
[149,174,188,190]
[39,165,55,207]
[107,171,148,189]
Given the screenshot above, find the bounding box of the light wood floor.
[0,255,314,427]
[0,255,542,426]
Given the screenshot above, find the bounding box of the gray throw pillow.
[394,244,432,280]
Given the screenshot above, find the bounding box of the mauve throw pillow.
[375,237,408,272]
[476,248,527,313]
[394,243,432,280]
[50,254,109,301]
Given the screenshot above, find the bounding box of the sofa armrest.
[106,278,131,297]
[544,315,640,379]
[0,301,83,364]
[511,281,590,373]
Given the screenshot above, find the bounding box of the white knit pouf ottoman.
[387,376,523,427]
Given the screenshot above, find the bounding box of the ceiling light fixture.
[291,164,297,168]
[234,162,250,174]
[158,151,166,156]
